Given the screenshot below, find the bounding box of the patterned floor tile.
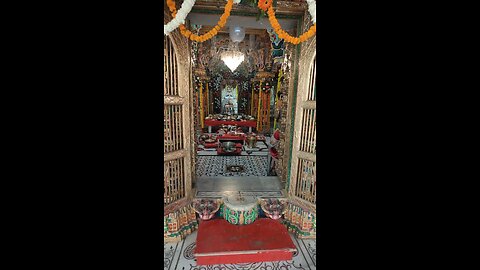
[196,156,269,177]
[164,231,317,270]
[292,237,317,269]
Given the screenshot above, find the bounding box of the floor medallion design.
[196,156,269,177]
[226,165,244,173]
[164,231,316,269]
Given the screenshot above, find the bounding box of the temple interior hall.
[164,0,316,268]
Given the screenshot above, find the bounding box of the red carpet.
[194,218,296,265]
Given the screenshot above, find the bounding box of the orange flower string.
[266,5,316,45]
[257,0,272,11]
[167,0,234,43]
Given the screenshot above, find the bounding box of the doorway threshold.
[195,176,285,198]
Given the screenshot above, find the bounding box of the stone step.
[195,176,283,192]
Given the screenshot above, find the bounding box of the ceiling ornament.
[229,26,246,43]
[221,50,245,72]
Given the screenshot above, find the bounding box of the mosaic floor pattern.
[196,156,269,177]
[164,231,316,270]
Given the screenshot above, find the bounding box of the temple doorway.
[164,1,317,254]
[189,14,295,195]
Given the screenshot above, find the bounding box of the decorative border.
[164,203,199,242]
[165,198,315,240]
[223,203,259,225]
[282,200,316,238]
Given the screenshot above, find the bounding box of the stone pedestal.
[222,194,258,225]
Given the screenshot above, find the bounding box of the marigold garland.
[257,0,272,11]
[167,0,234,43]
[258,0,315,45]
[266,4,316,45]
[164,0,195,35]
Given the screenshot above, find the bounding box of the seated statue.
[224,102,234,114]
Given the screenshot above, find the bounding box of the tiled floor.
[196,156,270,177]
[164,231,317,270]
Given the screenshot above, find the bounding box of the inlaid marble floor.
[164,231,317,270]
[196,156,269,177]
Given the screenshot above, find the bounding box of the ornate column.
[194,68,209,131]
[253,71,274,133]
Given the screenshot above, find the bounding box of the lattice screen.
[289,52,316,209]
[164,36,179,96]
[294,159,316,204]
[164,157,186,204]
[164,105,184,153]
[164,35,192,207]
[299,109,316,154]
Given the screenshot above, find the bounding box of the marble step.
[195,176,283,192]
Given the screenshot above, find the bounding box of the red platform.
[205,119,257,128]
[194,218,296,265]
[203,142,218,148]
[217,133,246,141]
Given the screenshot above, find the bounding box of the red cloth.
[218,134,246,141]
[205,119,257,127]
[270,148,279,159]
[195,218,296,265]
[204,142,218,148]
[273,130,280,140]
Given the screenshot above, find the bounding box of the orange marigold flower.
[170,0,232,43]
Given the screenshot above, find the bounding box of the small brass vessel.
[246,134,257,148]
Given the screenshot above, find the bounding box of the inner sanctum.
[164,0,316,268]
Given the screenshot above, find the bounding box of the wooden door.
[164,32,197,242]
[164,34,193,205]
[285,37,316,238]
